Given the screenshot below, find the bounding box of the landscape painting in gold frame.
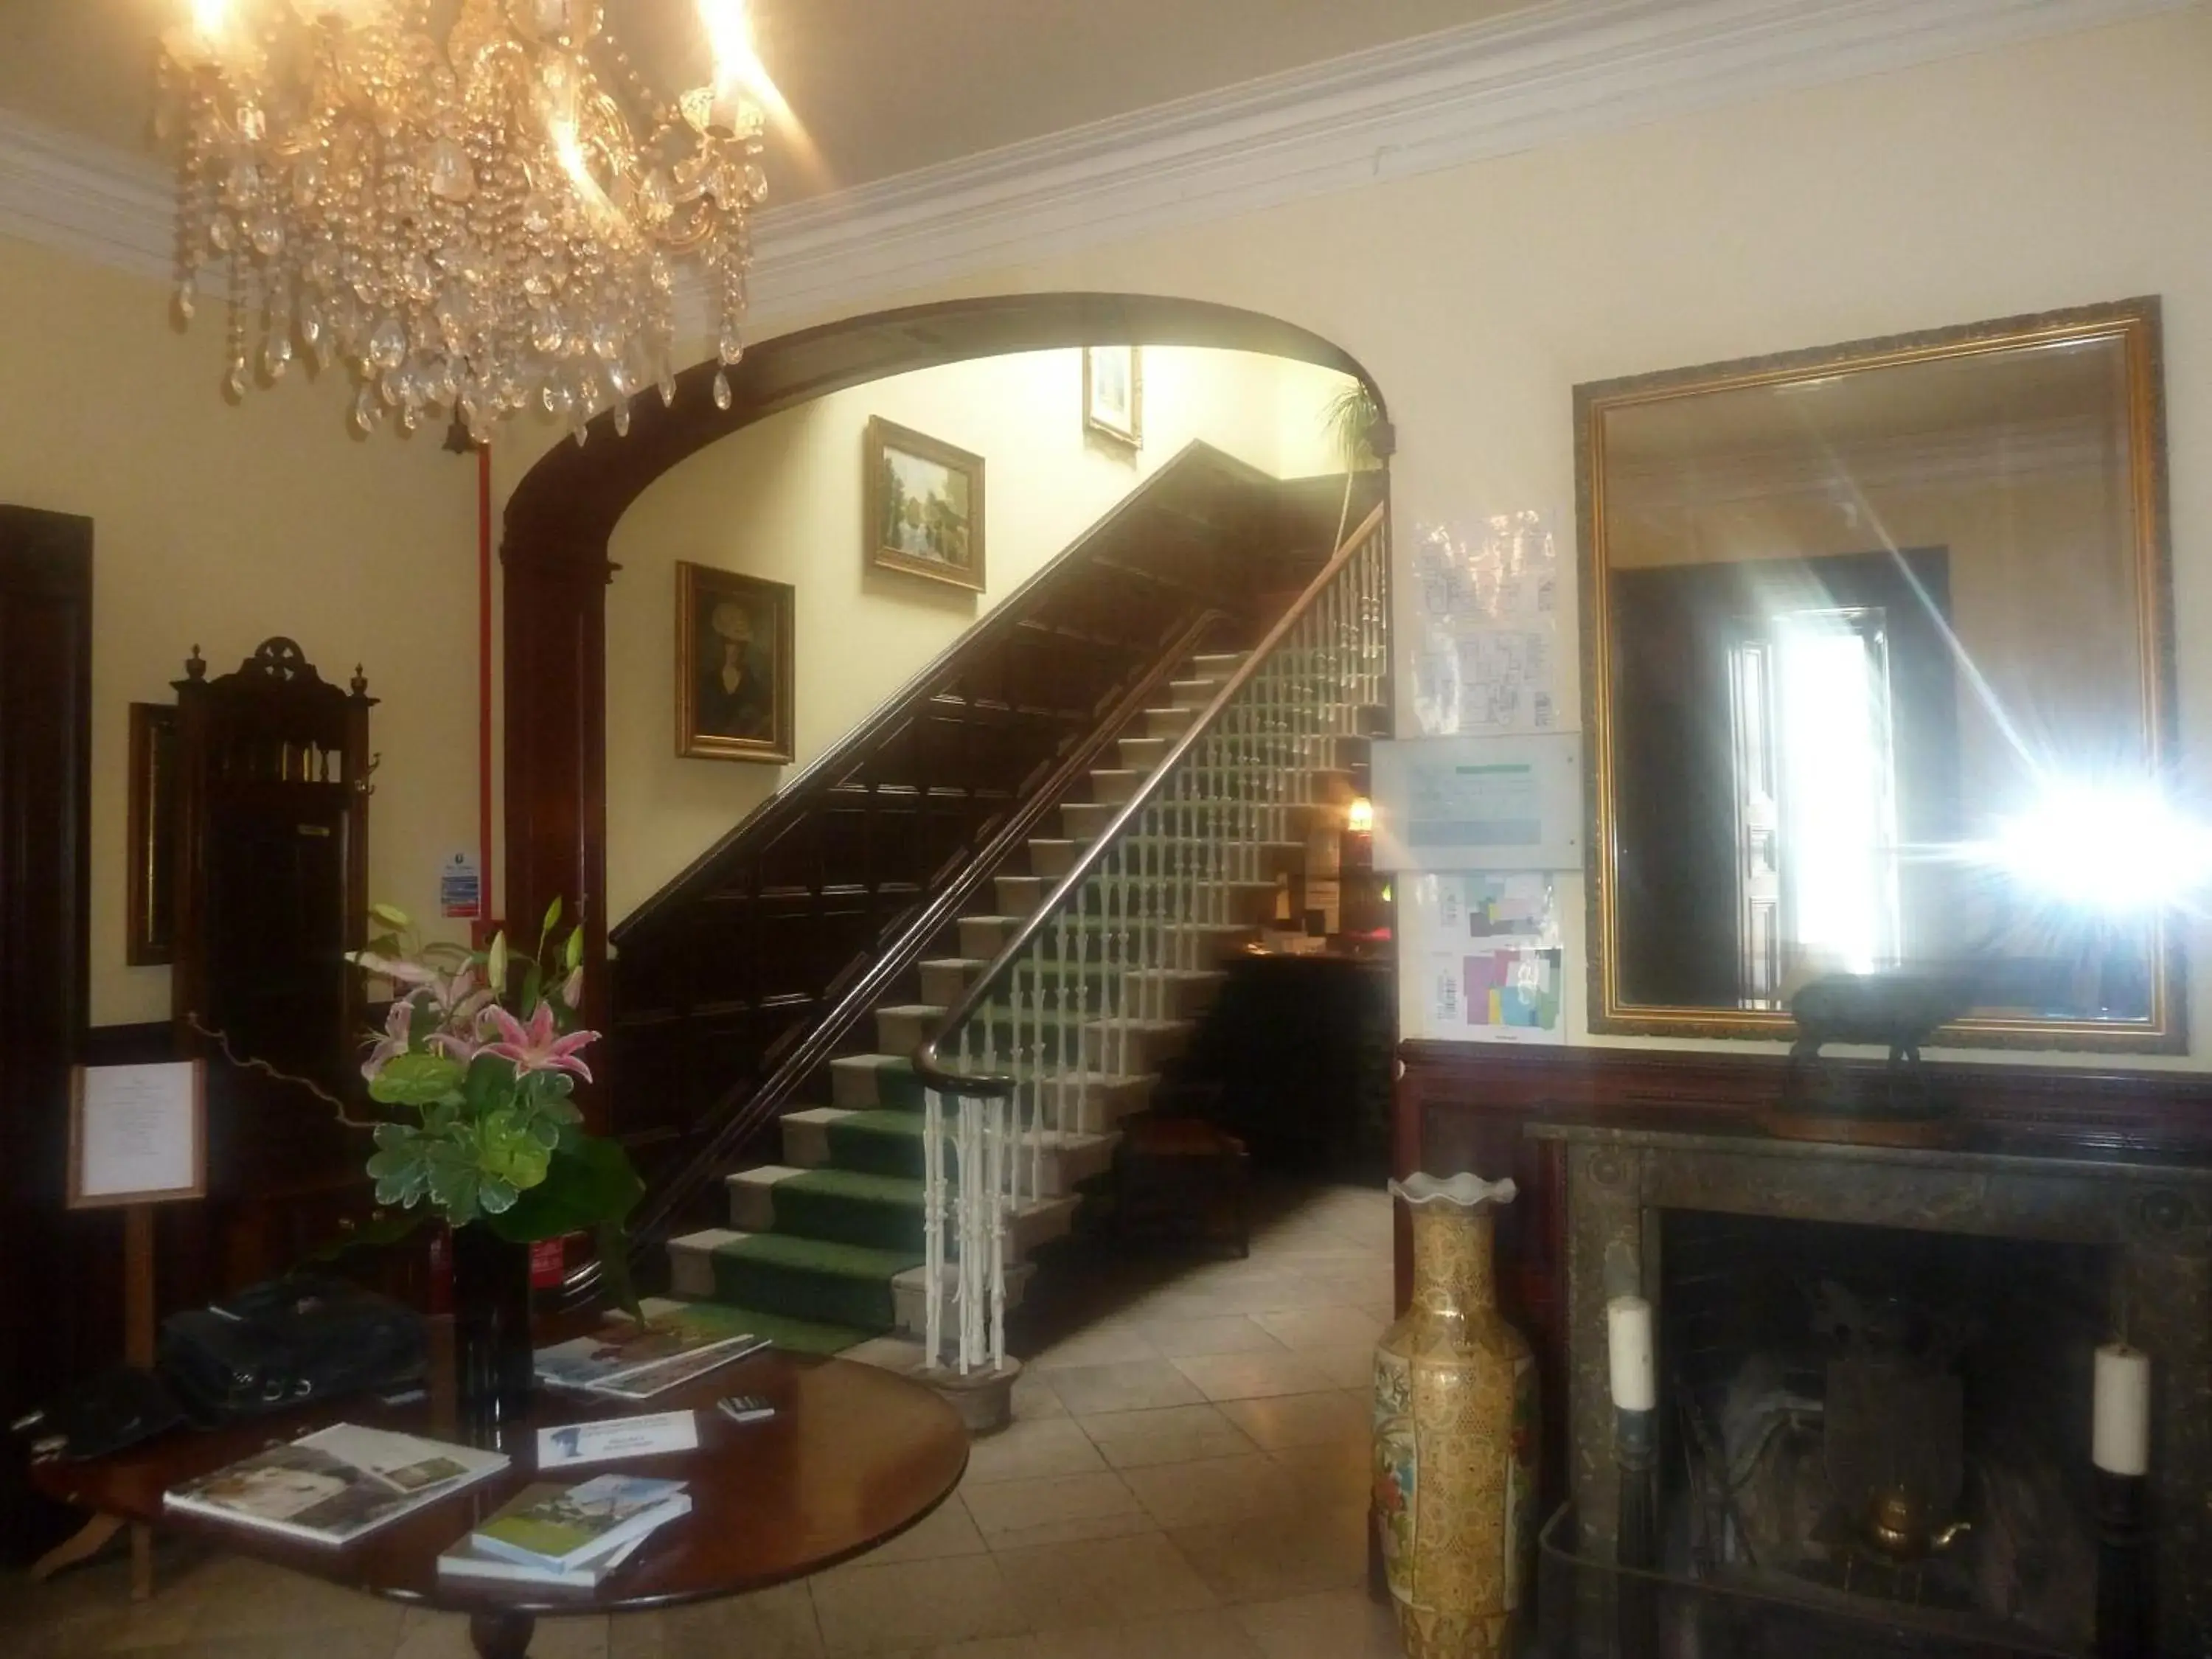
[866,417,986,593]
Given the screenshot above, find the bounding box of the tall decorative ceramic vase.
[1373,1173,1537,1659]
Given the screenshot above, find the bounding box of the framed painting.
[866,416,987,593]
[1082,344,1143,450]
[675,563,795,763]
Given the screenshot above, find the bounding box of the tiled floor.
[0,1182,1399,1659]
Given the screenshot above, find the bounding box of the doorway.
[0,507,97,1560]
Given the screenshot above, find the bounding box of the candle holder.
[1614,1405,1659,1659]
[2095,1467,2150,1659]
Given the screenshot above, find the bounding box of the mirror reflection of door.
[1616,550,1954,1012]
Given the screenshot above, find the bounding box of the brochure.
[471,1474,689,1572]
[537,1411,698,1470]
[533,1301,763,1395]
[583,1335,771,1401]
[162,1424,507,1547]
[439,1515,658,1587]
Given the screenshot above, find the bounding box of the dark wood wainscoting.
[1395,1039,2212,1506]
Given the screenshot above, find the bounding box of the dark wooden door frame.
[501,292,1386,1088]
[0,507,94,1561]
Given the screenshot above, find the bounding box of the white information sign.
[69,1061,206,1208]
[1369,734,1584,872]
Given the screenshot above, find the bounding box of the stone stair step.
[1189,653,1250,676]
[994,874,1048,914]
[623,1289,875,1357]
[874,1004,945,1056]
[664,1228,922,1332]
[724,1166,1080,1259]
[782,1107,1122,1195]
[1060,799,1121,841]
[891,1259,1039,1337]
[1167,677,1228,709]
[1029,838,1081,879]
[1143,706,1198,740]
[1090,768,1145,806]
[1116,734,1171,772]
[958,914,1027,959]
[1122,967,1228,1019]
[919,956,986,1006]
[829,1053,928,1111]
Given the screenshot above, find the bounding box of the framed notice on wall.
[1368,734,1584,872]
[67,1062,207,1208]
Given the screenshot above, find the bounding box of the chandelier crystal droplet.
[159,0,772,442]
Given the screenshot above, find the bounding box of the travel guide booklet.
[471,1474,690,1572]
[439,1507,664,1587]
[532,1300,762,1395]
[582,1335,772,1401]
[163,1424,507,1547]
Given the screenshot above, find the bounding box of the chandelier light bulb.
[159,0,770,439]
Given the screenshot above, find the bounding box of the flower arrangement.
[348,899,643,1300]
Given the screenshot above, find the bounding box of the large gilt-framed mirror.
[1579,298,2180,1051]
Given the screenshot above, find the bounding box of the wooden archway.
[501,291,1385,1038]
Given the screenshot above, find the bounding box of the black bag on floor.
[158,1275,426,1423]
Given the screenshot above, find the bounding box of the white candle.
[1607,1295,1656,1413]
[2093,1343,2152,1476]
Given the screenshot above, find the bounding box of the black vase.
[450,1225,535,1433]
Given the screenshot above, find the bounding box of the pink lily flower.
[349,950,439,987]
[361,998,418,1081]
[481,1001,599,1083]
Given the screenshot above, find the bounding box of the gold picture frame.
[675,563,796,764]
[1082,344,1143,450]
[1576,296,2180,1052]
[866,417,987,592]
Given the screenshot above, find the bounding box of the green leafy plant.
[1324,381,1384,474]
[346,900,643,1307]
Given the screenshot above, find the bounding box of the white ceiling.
[0,0,1545,202]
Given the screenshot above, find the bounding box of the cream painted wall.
[833,6,2212,1062]
[602,346,1354,921]
[0,234,479,1028]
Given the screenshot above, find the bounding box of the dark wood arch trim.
[501,291,1386,1089]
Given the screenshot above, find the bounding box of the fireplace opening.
[1658,1209,2110,1652]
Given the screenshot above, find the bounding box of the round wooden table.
[32,1351,969,1657]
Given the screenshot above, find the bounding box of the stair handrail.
[571,605,1231,1299]
[613,439,1268,946]
[913,498,1389,1098]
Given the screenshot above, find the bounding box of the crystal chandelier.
[159,0,773,440]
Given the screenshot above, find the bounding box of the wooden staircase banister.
[612,439,1270,948]
[914,499,1391,1098]
[571,606,1230,1298]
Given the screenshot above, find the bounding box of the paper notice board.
[67,1061,206,1208]
[1368,734,1583,872]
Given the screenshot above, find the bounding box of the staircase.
[657,503,1391,1363]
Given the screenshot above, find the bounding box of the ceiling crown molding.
[0,0,2190,332]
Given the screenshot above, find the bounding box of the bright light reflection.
[1989,781,2212,914]
[1775,613,1896,974]
[190,0,229,38]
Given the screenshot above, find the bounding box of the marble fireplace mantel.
[1528,1116,2212,1652]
